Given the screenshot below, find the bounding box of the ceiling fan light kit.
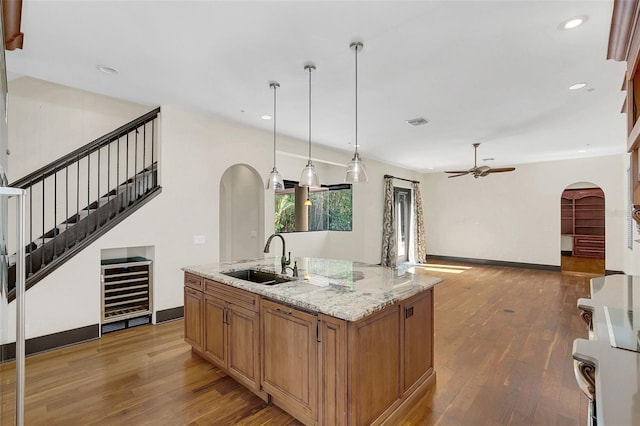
[444,143,516,179]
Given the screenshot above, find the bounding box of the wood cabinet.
[203,294,226,366]
[261,299,318,426]
[183,274,264,400]
[561,188,605,259]
[402,289,433,394]
[348,303,401,425]
[317,289,435,426]
[227,302,261,392]
[184,272,436,426]
[317,314,347,426]
[183,273,203,352]
[608,1,640,229]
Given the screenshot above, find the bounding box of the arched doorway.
[560,182,605,275]
[219,164,264,262]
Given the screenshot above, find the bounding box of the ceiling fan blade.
[447,172,470,178]
[487,167,516,173]
[444,170,470,174]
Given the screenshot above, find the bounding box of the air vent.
[405,117,429,126]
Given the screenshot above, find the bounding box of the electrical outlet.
[193,235,206,245]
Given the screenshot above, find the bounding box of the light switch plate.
[193,235,206,244]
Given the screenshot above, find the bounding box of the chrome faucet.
[264,233,291,274]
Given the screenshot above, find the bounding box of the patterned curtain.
[381,177,397,267]
[412,182,427,263]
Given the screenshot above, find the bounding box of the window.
[275,181,352,232]
[395,187,411,263]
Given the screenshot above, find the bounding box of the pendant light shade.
[345,41,368,183]
[266,81,284,190]
[299,64,320,187]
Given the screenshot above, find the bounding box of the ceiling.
[5,0,628,173]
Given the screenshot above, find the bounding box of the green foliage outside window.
[275,194,295,232]
[275,184,352,232]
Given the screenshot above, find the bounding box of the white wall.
[5,80,423,341]
[6,78,632,342]
[220,164,264,261]
[422,155,626,270]
[7,77,152,181]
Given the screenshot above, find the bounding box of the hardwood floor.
[560,254,605,276]
[1,262,590,425]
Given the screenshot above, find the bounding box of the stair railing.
[8,107,160,286]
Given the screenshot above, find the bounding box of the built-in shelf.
[561,188,605,259]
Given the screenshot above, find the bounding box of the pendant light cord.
[308,66,312,162]
[355,43,358,156]
[273,83,277,167]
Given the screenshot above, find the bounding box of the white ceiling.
[5,0,628,173]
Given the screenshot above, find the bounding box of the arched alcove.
[219,164,264,262]
[560,182,605,275]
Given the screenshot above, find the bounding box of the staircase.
[7,107,162,302]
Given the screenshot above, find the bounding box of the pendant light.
[299,63,320,187]
[266,81,284,190]
[345,41,368,183]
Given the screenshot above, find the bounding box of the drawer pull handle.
[276,308,293,315]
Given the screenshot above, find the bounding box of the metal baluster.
[41,175,45,269]
[65,160,68,252]
[28,181,32,276]
[151,117,155,187]
[76,154,80,246]
[134,126,138,202]
[97,146,100,229]
[117,135,120,213]
[107,140,111,218]
[143,121,147,193]
[87,149,90,236]
[126,133,129,207]
[53,166,57,259]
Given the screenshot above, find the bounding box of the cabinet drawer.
[184,273,203,291]
[574,235,605,246]
[573,235,605,258]
[205,279,259,311]
[573,246,605,258]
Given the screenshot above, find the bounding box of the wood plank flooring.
[0,262,591,425]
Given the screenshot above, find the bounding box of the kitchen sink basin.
[221,269,293,285]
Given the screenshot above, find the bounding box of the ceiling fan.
[445,143,516,178]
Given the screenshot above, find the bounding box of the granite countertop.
[182,256,443,322]
[572,274,640,426]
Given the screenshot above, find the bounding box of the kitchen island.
[182,257,442,426]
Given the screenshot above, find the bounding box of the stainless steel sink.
[220,269,293,285]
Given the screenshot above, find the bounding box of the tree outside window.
[275,181,352,232]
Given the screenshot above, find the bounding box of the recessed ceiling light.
[578,149,587,153]
[96,64,118,75]
[569,82,587,90]
[558,15,588,30]
[261,114,272,120]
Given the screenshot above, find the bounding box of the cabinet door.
[261,299,317,425]
[184,287,203,352]
[227,303,260,391]
[318,314,347,426]
[204,294,227,368]
[402,289,433,394]
[349,304,401,425]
